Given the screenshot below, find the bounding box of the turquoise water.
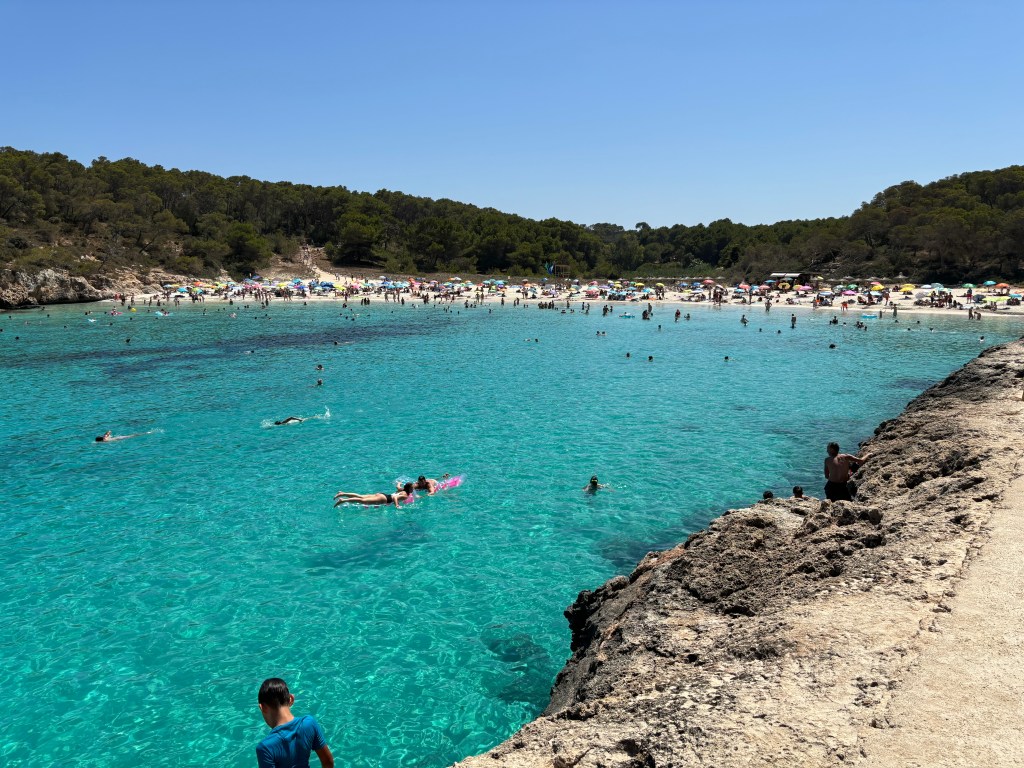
[1,300,1019,766]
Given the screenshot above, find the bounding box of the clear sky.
[6,0,1023,228]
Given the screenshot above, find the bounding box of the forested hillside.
[2,147,1023,282]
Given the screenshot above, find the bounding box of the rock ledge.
[456,341,1024,767]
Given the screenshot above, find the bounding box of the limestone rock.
[455,340,1024,767]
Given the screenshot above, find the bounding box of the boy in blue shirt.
[256,678,334,768]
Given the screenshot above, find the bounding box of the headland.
[455,340,1024,767]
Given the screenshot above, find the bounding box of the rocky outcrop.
[456,342,1024,767]
[0,267,190,309]
[0,268,108,308]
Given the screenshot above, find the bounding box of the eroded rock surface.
[456,341,1024,767]
[0,267,193,309]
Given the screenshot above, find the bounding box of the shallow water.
[1,300,1018,766]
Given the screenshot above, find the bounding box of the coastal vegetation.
[2,146,1023,282]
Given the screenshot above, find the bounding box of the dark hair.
[827,442,839,453]
[402,482,414,493]
[417,475,427,483]
[590,476,599,484]
[258,678,291,707]
[793,486,804,497]
[762,490,774,499]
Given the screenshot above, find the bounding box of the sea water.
[1,300,1018,767]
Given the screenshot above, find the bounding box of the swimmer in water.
[274,416,304,425]
[95,430,146,442]
[407,475,440,495]
[583,475,608,493]
[334,482,415,508]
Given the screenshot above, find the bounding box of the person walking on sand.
[256,678,334,768]
[823,442,869,501]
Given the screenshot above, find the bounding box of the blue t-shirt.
[256,715,327,768]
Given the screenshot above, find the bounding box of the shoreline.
[454,339,1024,767]
[73,288,1024,324]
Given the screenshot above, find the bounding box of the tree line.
[2,146,1023,282]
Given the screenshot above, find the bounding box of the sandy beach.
[108,263,1024,325]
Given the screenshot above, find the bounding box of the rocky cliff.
[457,341,1024,767]
[0,267,188,309]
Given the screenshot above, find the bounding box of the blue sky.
[6,0,1022,228]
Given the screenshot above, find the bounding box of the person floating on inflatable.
[407,475,440,494]
[334,482,415,508]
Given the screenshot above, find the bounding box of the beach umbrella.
[1011,293,1022,299]
[842,290,857,295]
[983,280,997,286]
[920,284,933,290]
[738,283,750,290]
[988,295,1009,302]
[900,284,916,291]
[703,279,716,285]
[996,282,1010,289]
[764,279,776,284]
[819,290,835,296]
[847,284,858,289]
[656,282,665,287]
[931,282,945,289]
[962,283,976,289]
[779,282,791,289]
